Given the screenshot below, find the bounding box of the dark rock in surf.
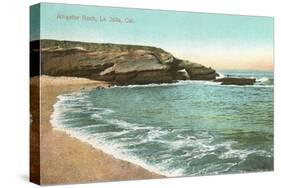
[214,77,256,85]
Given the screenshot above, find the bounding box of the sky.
[31,3,274,71]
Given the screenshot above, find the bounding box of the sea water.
[51,70,274,177]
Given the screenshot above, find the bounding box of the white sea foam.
[257,77,270,82]
[73,124,108,130]
[143,129,170,142]
[53,124,176,177]
[111,80,222,89]
[51,94,179,177]
[217,141,271,160]
[255,77,274,86]
[90,108,114,120]
[216,72,225,79]
[53,116,185,176]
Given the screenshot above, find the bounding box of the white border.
[0,0,280,187]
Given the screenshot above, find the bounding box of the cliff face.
[34,40,217,84]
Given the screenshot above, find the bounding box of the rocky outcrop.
[33,40,217,84]
[214,78,256,85]
[178,60,217,80]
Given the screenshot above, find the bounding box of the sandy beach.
[30,76,163,185]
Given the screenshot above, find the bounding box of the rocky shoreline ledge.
[214,77,256,85]
[31,40,255,86]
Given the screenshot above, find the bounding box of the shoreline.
[30,76,164,185]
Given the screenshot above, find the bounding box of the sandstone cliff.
[31,40,217,84]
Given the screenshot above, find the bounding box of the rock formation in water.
[31,40,217,84]
[178,60,217,80]
[214,77,256,85]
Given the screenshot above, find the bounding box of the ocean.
[51,70,274,177]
